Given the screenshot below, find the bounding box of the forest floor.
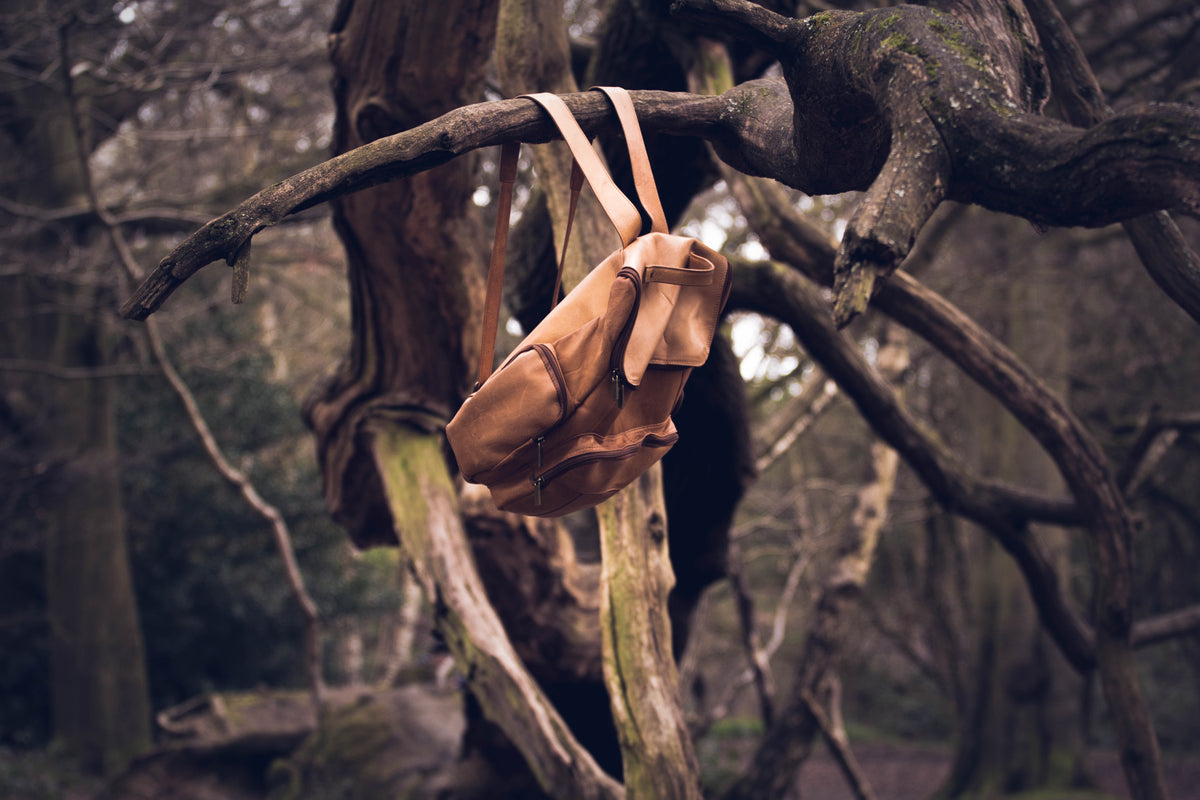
[785,739,1200,799]
[4,695,1200,799]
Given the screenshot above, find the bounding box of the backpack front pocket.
[447,343,571,482]
[489,419,679,516]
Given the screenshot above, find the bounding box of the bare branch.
[754,372,837,475]
[799,689,879,800]
[727,538,777,729]
[1133,605,1200,649]
[118,59,1200,323]
[0,359,151,380]
[1119,409,1200,496]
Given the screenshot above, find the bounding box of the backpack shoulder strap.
[523,92,643,247]
[592,86,668,234]
[477,140,520,385]
[475,89,661,386]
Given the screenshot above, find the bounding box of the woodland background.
[2,0,1200,799]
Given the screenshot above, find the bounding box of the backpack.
[446,86,730,517]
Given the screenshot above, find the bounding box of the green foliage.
[0,287,392,745]
[695,717,764,796]
[0,745,97,800]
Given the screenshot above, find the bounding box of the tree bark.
[371,424,621,799]
[303,0,496,548]
[597,474,703,799]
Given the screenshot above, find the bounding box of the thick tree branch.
[118,90,726,319]
[597,473,703,799]
[724,175,1085,524]
[1025,0,1200,326]
[120,71,1200,322]
[673,0,1200,326]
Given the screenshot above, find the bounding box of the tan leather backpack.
[446,87,730,517]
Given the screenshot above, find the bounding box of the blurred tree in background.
[0,0,405,775]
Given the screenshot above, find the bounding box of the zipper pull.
[536,435,545,469]
[532,475,544,506]
[611,369,624,409]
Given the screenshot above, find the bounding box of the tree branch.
[118,89,726,320]
[673,0,1200,325]
[119,65,1200,323]
[1132,604,1200,649]
[1025,0,1200,325]
[725,255,1097,672]
[799,689,879,800]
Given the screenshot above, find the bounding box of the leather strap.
[645,261,714,286]
[525,92,643,246]
[593,86,668,235]
[551,160,585,311]
[477,141,520,385]
[476,148,584,385]
[475,88,661,387]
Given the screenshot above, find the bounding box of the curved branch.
[118,89,728,320]
[1023,0,1200,325]
[120,68,1200,322]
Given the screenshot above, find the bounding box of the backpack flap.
[618,232,730,387]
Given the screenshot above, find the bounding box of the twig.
[798,688,878,800]
[1118,409,1200,495]
[727,539,776,728]
[689,546,809,738]
[754,374,837,475]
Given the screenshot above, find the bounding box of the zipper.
[530,431,679,506]
[530,343,569,425]
[608,267,641,409]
